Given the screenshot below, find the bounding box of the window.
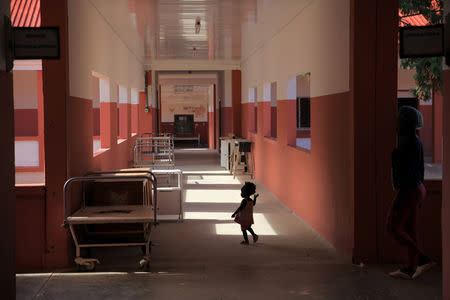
[297,97,310,128]
[118,85,128,140]
[248,87,257,132]
[295,73,311,151]
[131,89,139,135]
[263,82,277,138]
[99,77,111,148]
[92,75,101,153]
[270,82,277,138]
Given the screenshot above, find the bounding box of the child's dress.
[234,198,254,229]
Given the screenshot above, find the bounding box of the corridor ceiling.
[90,0,256,63]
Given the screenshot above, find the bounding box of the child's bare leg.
[248,226,258,243]
[241,229,249,244]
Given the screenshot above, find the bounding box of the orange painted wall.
[222,107,233,136]
[41,0,71,269]
[138,91,153,135]
[100,102,117,148]
[131,104,138,133]
[242,93,354,255]
[208,111,214,149]
[119,103,131,139]
[261,102,271,137]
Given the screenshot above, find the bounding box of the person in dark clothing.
[387,105,434,279]
[232,182,259,245]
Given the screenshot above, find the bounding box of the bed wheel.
[139,258,150,270]
[75,257,99,272]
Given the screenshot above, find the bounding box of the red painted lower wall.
[208,111,214,149]
[15,109,38,136]
[138,92,153,135]
[119,103,131,139]
[222,107,233,137]
[93,108,100,136]
[419,105,432,159]
[16,185,46,271]
[242,93,354,255]
[271,106,277,138]
[131,104,138,134]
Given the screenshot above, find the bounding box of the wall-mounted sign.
[13,27,60,59]
[400,25,444,58]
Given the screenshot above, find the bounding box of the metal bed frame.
[63,171,157,270]
[151,169,184,222]
[134,134,175,169]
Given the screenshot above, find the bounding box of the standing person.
[387,105,434,279]
[232,182,259,245]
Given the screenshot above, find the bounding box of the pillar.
[351,0,398,263]
[0,2,16,298]
[41,0,70,268]
[441,69,450,300]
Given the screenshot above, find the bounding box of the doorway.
[175,114,194,136]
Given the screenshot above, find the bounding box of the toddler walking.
[231,182,259,245]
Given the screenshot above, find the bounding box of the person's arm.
[252,194,259,206]
[232,200,247,217]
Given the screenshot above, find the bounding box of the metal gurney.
[134,135,175,169]
[63,171,157,270]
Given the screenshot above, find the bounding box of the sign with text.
[13,27,60,59]
[400,25,444,58]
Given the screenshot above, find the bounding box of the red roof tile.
[400,14,429,27]
[11,0,41,27]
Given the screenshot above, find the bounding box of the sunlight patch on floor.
[183,170,230,175]
[186,175,242,185]
[16,272,185,278]
[184,189,242,203]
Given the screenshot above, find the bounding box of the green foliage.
[399,0,443,25]
[399,0,443,101]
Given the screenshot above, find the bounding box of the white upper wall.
[241,0,350,102]
[68,0,145,101]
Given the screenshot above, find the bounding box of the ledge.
[263,136,278,144]
[94,148,109,157]
[287,143,311,154]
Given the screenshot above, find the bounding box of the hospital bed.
[134,134,175,169]
[91,168,184,222]
[63,170,157,270]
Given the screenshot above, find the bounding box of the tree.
[399,0,443,101]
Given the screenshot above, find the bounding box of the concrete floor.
[17,149,442,299]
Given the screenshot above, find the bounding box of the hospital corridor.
[16,150,442,299]
[1,0,450,299]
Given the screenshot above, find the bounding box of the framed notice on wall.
[13,27,60,59]
[400,25,444,58]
